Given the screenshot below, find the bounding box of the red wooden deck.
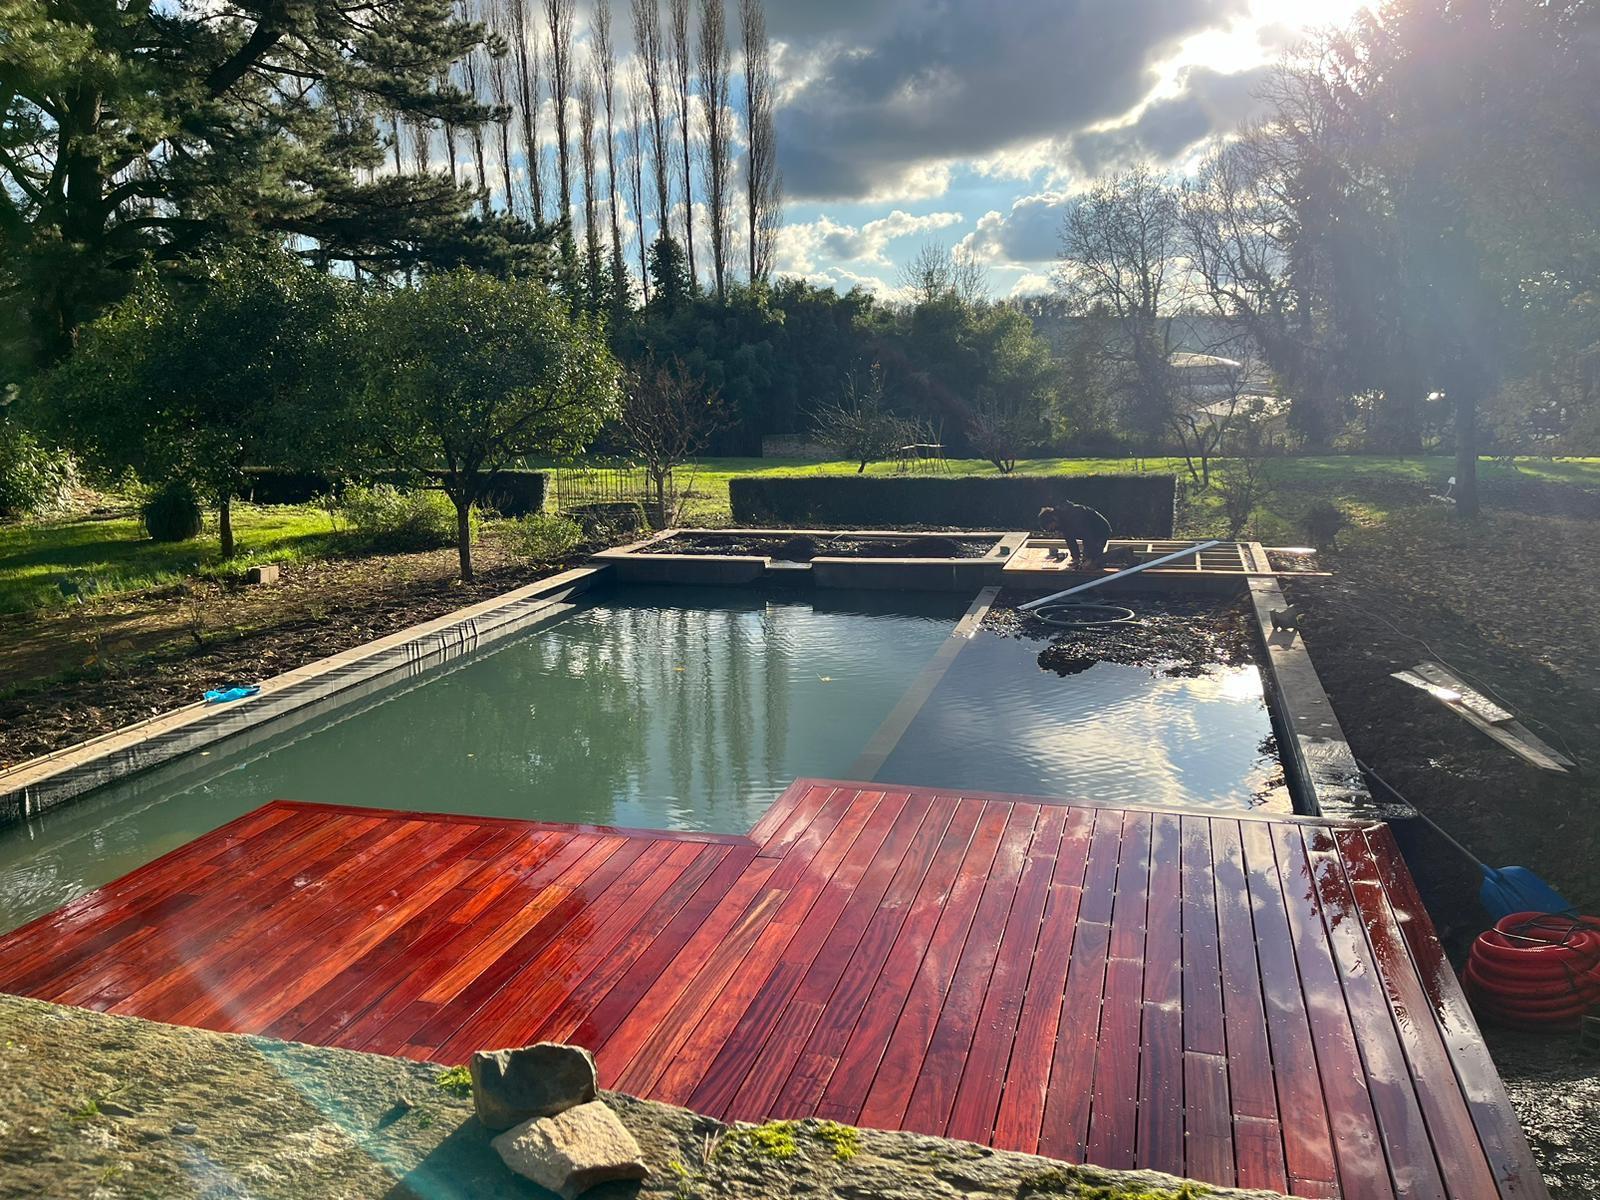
[0,780,1545,1199]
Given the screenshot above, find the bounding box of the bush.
[242,468,547,515]
[728,474,1178,536]
[143,479,204,542]
[0,423,77,518]
[340,484,459,549]
[496,513,583,564]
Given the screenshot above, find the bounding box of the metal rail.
[1017,540,1222,611]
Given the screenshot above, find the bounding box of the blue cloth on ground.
[204,685,262,704]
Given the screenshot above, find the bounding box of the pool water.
[875,631,1288,809]
[0,586,967,931]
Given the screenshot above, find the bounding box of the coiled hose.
[1464,912,1600,1030]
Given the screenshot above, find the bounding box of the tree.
[544,0,576,219]
[615,355,726,523]
[359,270,619,579]
[38,250,356,557]
[1,0,544,369]
[648,235,693,313]
[624,72,653,303]
[812,365,915,473]
[1056,166,1190,443]
[899,241,988,308]
[697,0,733,302]
[632,0,672,252]
[577,67,602,304]
[507,0,546,219]
[739,0,781,282]
[592,2,627,294]
[667,0,697,285]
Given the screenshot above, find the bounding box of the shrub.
[0,423,77,518]
[340,484,458,549]
[728,474,1178,536]
[496,513,582,564]
[143,479,204,542]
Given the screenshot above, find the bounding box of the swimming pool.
[0,582,1286,933]
[0,586,966,930]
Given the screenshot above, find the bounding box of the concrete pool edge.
[847,585,1001,780]
[0,565,610,825]
[1245,575,1406,821]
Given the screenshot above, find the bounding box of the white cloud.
[777,208,963,274]
[958,192,1072,267]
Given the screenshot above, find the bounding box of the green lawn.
[5,455,1595,614]
[662,454,1600,531]
[0,504,344,614]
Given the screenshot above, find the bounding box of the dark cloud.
[1066,63,1273,176]
[773,0,1250,201]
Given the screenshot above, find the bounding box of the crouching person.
[1037,503,1112,568]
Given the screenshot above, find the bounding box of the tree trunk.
[455,498,475,581]
[218,492,235,558]
[1454,384,1480,519]
[857,460,867,474]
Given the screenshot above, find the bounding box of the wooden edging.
[0,565,612,826]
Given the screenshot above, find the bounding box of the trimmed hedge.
[728,474,1177,536]
[242,468,547,516]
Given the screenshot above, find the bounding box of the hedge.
[242,468,548,516]
[728,474,1177,537]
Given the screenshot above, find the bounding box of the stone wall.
[0,995,1302,1199]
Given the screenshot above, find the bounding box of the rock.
[469,1043,597,1131]
[491,1101,648,1199]
[245,564,280,585]
[171,1122,197,1136]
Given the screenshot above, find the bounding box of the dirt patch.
[985,592,1260,678]
[0,539,586,770]
[637,532,998,559]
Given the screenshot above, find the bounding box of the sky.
[759,0,1372,299]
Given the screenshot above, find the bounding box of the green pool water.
[0,585,968,931]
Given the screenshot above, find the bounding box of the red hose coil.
[1465,912,1600,1030]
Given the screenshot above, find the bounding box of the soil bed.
[0,543,588,770]
[637,531,998,560]
[985,591,1260,678]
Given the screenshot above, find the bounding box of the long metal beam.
[1017,539,1223,610]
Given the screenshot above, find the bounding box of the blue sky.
[759,0,1371,298]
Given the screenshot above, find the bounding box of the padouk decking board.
[0,781,1546,1200]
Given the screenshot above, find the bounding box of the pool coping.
[1243,574,1404,821]
[0,565,610,825]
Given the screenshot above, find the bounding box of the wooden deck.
[0,780,1545,1199]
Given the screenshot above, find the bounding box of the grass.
[0,503,347,614]
[620,454,1600,528]
[4,455,1595,613]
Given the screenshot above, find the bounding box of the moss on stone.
[1019,1166,1210,1199]
[433,1065,472,1097]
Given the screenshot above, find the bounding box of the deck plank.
[0,784,1546,1200]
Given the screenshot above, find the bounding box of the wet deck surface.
[0,780,1544,1199]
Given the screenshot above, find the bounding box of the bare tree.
[592,1,627,287]
[899,241,987,307]
[631,0,671,249]
[696,0,732,300]
[625,69,651,301]
[667,0,697,285]
[577,67,601,289]
[545,0,576,220]
[487,1,517,213]
[812,365,918,473]
[460,0,492,216]
[616,355,727,523]
[508,0,545,219]
[739,0,780,281]
[407,117,433,174]
[1056,164,1190,442]
[438,66,461,187]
